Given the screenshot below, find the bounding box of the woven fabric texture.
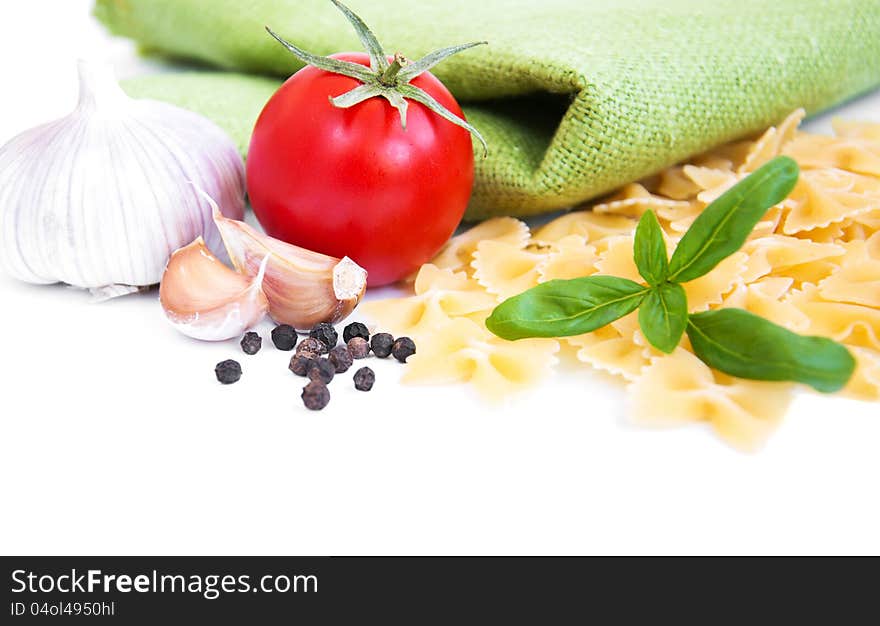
[97,0,880,220]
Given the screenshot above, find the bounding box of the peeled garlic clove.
[207,197,367,329]
[159,237,269,341]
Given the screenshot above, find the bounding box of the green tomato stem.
[379,53,408,86]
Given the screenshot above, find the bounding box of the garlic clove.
[201,193,368,329]
[159,237,269,341]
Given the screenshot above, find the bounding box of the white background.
[1,1,879,556]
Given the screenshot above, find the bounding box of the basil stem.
[667,156,799,283]
[634,210,669,286]
[638,282,688,354]
[486,276,648,340]
[686,309,856,392]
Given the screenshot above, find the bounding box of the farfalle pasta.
[360,264,497,337]
[363,112,880,450]
[817,233,880,307]
[400,317,559,400]
[782,168,880,234]
[471,240,544,299]
[431,217,530,274]
[629,349,794,451]
[537,235,599,282]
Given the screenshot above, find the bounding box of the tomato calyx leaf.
[265,0,488,155]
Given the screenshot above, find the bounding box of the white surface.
[1,1,879,556]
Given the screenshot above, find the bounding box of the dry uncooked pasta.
[363,110,880,450]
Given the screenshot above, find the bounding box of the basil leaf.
[668,156,799,283]
[634,210,668,286]
[486,276,649,340]
[687,308,856,392]
[638,283,688,354]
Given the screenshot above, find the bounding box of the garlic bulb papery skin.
[204,194,368,330]
[159,237,269,341]
[0,60,245,297]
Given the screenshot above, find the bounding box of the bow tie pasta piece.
[741,235,846,283]
[655,202,704,235]
[629,348,794,451]
[784,133,880,178]
[536,235,599,282]
[532,211,636,245]
[831,119,880,142]
[738,109,805,174]
[593,235,641,282]
[722,278,811,332]
[360,264,497,338]
[693,143,748,172]
[401,317,559,400]
[565,325,651,382]
[850,210,880,234]
[818,234,880,307]
[657,166,702,200]
[472,240,546,300]
[788,284,880,351]
[681,252,749,312]
[431,217,530,274]
[842,347,880,401]
[592,182,692,220]
[780,259,843,288]
[781,168,880,235]
[683,165,739,194]
[792,221,848,244]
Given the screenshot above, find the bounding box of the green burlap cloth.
[96,0,880,220]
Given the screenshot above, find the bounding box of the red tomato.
[246,53,475,286]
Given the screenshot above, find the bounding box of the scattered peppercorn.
[296,336,326,356]
[307,357,335,384]
[353,366,375,391]
[215,359,242,384]
[240,331,262,355]
[347,336,370,359]
[371,332,394,358]
[328,345,354,373]
[392,336,417,363]
[301,380,330,410]
[309,322,338,350]
[343,321,370,343]
[289,354,314,377]
[271,324,298,351]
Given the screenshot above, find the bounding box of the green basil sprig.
[486,156,857,392]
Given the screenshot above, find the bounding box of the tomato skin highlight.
[246,53,475,286]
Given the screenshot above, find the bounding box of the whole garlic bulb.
[0,61,245,298]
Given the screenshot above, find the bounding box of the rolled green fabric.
[97,0,880,220]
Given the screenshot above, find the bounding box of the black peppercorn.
[353,366,375,391]
[301,380,330,410]
[240,331,262,355]
[309,322,338,350]
[392,336,416,363]
[307,357,335,384]
[271,324,298,351]
[347,336,370,359]
[289,354,314,377]
[370,332,394,358]
[296,336,326,356]
[328,345,354,373]
[215,360,242,384]
[343,321,370,343]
